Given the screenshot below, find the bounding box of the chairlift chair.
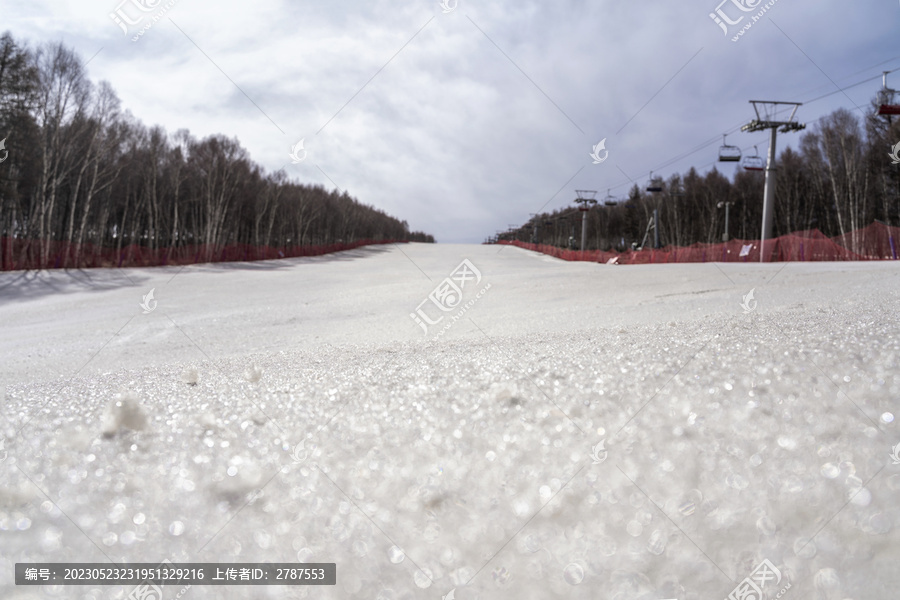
[741,145,765,171]
[718,134,742,162]
[574,190,598,212]
[646,172,663,193]
[877,71,900,116]
[603,188,617,206]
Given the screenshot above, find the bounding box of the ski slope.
[1,242,899,599]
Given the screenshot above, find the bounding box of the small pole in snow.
[717,201,734,242]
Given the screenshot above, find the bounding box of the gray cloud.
[5,0,896,241]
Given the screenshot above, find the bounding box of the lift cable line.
[613,64,900,191]
[586,89,883,215]
[788,62,900,106]
[513,59,900,243]
[741,100,806,263]
[591,106,817,209]
[627,66,900,191]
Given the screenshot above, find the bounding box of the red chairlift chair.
[878,71,900,116]
[741,146,765,171]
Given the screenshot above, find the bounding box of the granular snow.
[1,244,898,599]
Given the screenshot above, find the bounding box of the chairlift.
[741,145,765,171]
[877,71,900,116]
[603,188,617,206]
[646,172,663,193]
[574,190,598,212]
[718,134,742,162]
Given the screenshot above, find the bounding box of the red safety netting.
[497,222,900,264]
[831,222,900,260]
[0,238,405,272]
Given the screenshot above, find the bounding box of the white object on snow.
[101,391,149,437]
[244,363,263,383]
[180,365,199,385]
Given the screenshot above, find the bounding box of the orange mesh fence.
[497,222,899,264]
[0,238,404,271]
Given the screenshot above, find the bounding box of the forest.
[499,92,900,252]
[3,31,898,264]
[0,33,434,270]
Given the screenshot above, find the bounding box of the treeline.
[500,101,900,251]
[0,33,434,268]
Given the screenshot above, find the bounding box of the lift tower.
[574,190,598,253]
[741,101,805,262]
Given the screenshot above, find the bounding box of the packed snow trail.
[1,243,899,599]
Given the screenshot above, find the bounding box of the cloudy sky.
[3,0,898,242]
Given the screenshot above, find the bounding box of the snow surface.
[1,243,899,600]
